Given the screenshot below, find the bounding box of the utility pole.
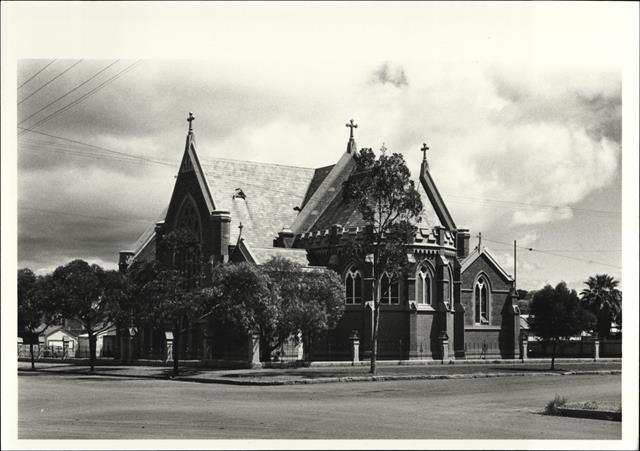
[513,240,517,290]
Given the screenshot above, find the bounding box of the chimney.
[456,229,471,259]
[277,227,295,248]
[210,210,231,264]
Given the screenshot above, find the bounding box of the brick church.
[118,114,521,363]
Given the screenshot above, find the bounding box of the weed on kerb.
[544,394,567,415]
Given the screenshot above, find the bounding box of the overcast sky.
[6,2,637,291]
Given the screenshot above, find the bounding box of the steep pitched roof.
[234,239,310,266]
[201,158,316,248]
[290,150,358,235]
[419,159,456,230]
[460,245,513,283]
[301,164,335,209]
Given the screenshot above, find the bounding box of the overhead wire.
[482,237,621,269]
[18,60,83,105]
[20,206,154,225]
[18,60,143,136]
[18,60,57,90]
[19,60,121,126]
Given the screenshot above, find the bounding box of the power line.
[18,60,143,136]
[20,206,154,225]
[482,237,621,269]
[444,193,620,216]
[18,60,57,90]
[16,128,624,222]
[19,60,121,126]
[18,60,83,105]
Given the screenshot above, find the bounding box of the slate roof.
[306,168,443,233]
[249,246,310,266]
[460,246,513,282]
[201,158,317,248]
[300,164,335,209]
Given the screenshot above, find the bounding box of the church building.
[118,113,521,364]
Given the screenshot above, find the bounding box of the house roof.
[460,245,514,282]
[41,325,78,338]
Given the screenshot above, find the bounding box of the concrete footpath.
[17,360,621,386]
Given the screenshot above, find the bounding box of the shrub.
[544,394,567,415]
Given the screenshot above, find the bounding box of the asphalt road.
[18,372,621,440]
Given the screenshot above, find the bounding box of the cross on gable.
[421,142,429,161]
[345,119,358,139]
[187,112,195,132]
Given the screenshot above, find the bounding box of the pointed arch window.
[474,276,490,325]
[175,196,203,281]
[380,272,399,305]
[345,267,363,304]
[416,265,433,306]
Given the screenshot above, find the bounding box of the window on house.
[416,265,432,305]
[380,272,399,305]
[474,276,490,325]
[345,267,362,304]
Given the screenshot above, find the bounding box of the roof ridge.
[200,156,316,172]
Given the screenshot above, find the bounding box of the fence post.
[164,331,173,363]
[593,337,600,361]
[520,332,528,362]
[248,333,261,368]
[438,332,449,362]
[349,330,360,365]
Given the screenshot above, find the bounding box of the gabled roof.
[419,159,456,230]
[301,164,335,209]
[41,325,78,338]
[201,158,316,248]
[460,245,514,283]
[290,149,358,235]
[234,239,310,266]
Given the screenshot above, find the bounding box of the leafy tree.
[130,228,209,376]
[580,274,622,338]
[49,260,126,371]
[342,148,423,374]
[209,262,280,360]
[18,269,57,369]
[529,282,596,369]
[261,257,345,360]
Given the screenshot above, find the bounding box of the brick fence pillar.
[248,333,261,368]
[593,338,600,361]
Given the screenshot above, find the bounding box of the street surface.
[19,372,621,439]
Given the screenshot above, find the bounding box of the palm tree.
[580,274,622,338]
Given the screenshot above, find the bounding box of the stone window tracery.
[345,266,362,304]
[474,276,490,325]
[379,272,399,305]
[416,265,432,306]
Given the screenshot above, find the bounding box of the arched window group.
[345,267,362,304]
[416,265,432,305]
[379,272,399,305]
[175,196,202,281]
[474,276,490,325]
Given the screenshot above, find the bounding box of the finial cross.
[421,142,429,161]
[187,112,195,132]
[345,119,358,139]
[477,231,482,249]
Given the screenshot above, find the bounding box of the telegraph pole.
[513,240,517,289]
